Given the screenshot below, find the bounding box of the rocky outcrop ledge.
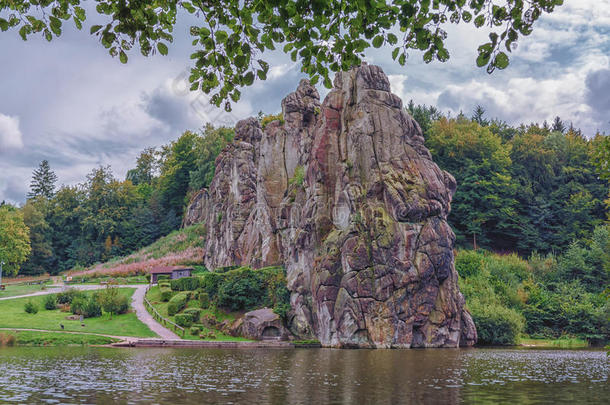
[184,64,477,348]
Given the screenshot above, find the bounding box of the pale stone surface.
[184,64,477,348]
[231,308,291,341]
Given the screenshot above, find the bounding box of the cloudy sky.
[1,1,608,204]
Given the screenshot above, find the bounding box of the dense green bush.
[170,276,201,291]
[56,289,85,304]
[156,275,170,282]
[455,250,484,278]
[158,281,170,289]
[199,291,210,308]
[160,287,174,302]
[216,269,265,311]
[197,266,290,313]
[457,227,610,345]
[183,308,202,322]
[24,300,38,314]
[469,301,525,345]
[175,313,193,327]
[190,326,202,335]
[168,292,188,316]
[71,296,102,318]
[43,294,57,310]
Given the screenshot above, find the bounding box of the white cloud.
[0,113,23,152]
[388,74,407,99]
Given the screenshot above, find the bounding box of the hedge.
[199,291,210,308]
[167,292,189,316]
[160,287,174,302]
[183,308,202,322]
[190,326,202,336]
[175,313,194,328]
[170,277,202,291]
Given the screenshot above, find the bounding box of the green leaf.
[157,42,168,55]
[323,76,332,89]
[494,52,509,69]
[215,30,228,43]
[476,52,491,67]
[49,16,62,36]
[119,50,128,64]
[372,35,384,48]
[244,71,254,85]
[392,47,399,60]
[474,15,486,28]
[0,18,8,32]
[90,25,102,34]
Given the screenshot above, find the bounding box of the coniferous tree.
[472,105,489,126]
[552,116,566,133]
[28,160,58,199]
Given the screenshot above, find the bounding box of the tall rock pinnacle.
[184,64,477,348]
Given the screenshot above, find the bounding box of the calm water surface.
[0,347,607,404]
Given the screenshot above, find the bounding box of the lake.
[0,347,607,404]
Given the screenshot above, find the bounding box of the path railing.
[143,286,185,338]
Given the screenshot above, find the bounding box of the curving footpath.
[130,285,180,340]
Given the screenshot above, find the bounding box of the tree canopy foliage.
[415,105,608,255]
[0,204,31,276]
[0,0,564,109]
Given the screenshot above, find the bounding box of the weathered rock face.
[186,64,477,348]
[231,308,292,341]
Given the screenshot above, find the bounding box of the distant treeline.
[408,102,608,255]
[1,125,235,275]
[2,107,608,281]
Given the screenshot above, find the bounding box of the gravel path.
[130,285,180,340]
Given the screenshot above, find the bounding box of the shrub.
[71,296,102,318]
[170,276,201,291]
[158,281,171,289]
[97,287,130,318]
[190,326,202,336]
[183,308,202,322]
[56,289,85,304]
[157,275,170,282]
[43,294,57,310]
[175,313,194,327]
[160,287,174,302]
[470,301,525,345]
[24,300,38,314]
[456,250,484,278]
[199,291,210,308]
[216,270,265,311]
[168,292,189,316]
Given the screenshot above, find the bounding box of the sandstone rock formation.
[184,64,477,348]
[230,308,292,341]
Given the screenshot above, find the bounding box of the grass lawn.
[146,286,250,341]
[0,289,155,338]
[0,330,118,346]
[0,282,53,299]
[520,337,589,348]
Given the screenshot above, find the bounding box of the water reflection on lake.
[0,346,607,404]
